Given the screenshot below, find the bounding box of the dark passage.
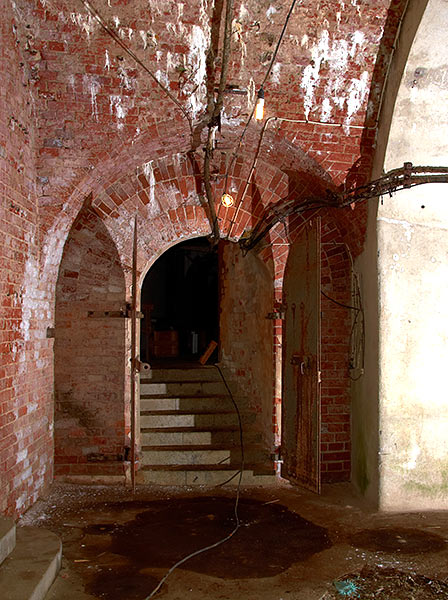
[82,497,331,599]
[140,237,219,363]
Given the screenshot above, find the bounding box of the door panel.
[281,218,321,493]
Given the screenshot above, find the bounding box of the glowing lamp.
[254,87,265,121]
[221,193,234,208]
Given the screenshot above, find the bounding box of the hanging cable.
[78,0,193,134]
[142,364,244,599]
[260,0,299,88]
[224,0,300,189]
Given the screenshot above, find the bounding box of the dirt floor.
[19,481,448,599]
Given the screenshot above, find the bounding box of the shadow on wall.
[54,205,127,478]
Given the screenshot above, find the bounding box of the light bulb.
[254,87,265,121]
[221,193,234,208]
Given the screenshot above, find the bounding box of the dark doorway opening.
[140,237,219,364]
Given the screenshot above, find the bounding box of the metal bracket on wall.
[87,303,143,319]
[266,311,285,320]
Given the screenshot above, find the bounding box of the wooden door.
[281,218,321,493]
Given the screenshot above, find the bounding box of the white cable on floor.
[142,364,244,599]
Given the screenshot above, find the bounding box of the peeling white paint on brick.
[155,69,169,88]
[301,29,369,121]
[266,5,277,21]
[346,70,369,123]
[118,26,134,41]
[301,29,330,119]
[321,97,332,122]
[143,160,156,208]
[186,25,208,118]
[239,4,249,20]
[271,62,281,84]
[140,29,157,49]
[350,30,365,58]
[84,75,101,121]
[70,12,97,38]
[118,67,134,91]
[104,49,111,71]
[109,95,127,129]
[247,78,256,109]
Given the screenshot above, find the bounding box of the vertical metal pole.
[130,215,138,493]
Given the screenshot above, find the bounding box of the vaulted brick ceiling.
[9,0,404,255]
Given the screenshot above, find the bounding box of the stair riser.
[141,449,231,465]
[140,397,233,412]
[140,430,261,445]
[139,470,277,486]
[141,431,213,445]
[141,381,225,396]
[140,413,254,429]
[143,368,221,383]
[141,448,265,465]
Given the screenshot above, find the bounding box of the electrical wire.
[224,0,301,189]
[320,290,361,313]
[321,278,365,381]
[261,0,300,88]
[142,364,244,599]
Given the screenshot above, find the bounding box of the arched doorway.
[140,237,219,365]
[54,205,127,480]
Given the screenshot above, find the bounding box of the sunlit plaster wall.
[378,0,448,510]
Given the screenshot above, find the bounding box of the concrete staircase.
[0,516,61,600]
[138,365,276,485]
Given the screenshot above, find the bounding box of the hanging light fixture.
[254,87,265,121]
[221,193,234,208]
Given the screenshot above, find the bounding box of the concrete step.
[141,447,231,465]
[0,526,62,600]
[140,395,234,412]
[141,444,267,466]
[0,517,16,566]
[140,410,255,429]
[138,463,277,486]
[140,380,225,397]
[140,426,261,446]
[143,367,221,383]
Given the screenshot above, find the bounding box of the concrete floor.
[19,480,448,599]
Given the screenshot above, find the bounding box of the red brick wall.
[54,206,127,479]
[219,241,275,449]
[320,218,353,482]
[0,0,53,516]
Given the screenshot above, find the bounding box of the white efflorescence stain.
[109,95,127,129]
[266,5,277,21]
[186,25,208,118]
[345,71,369,127]
[104,49,111,71]
[83,75,101,121]
[271,62,281,84]
[247,78,256,109]
[300,28,369,123]
[70,12,98,39]
[143,160,156,209]
[321,97,332,122]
